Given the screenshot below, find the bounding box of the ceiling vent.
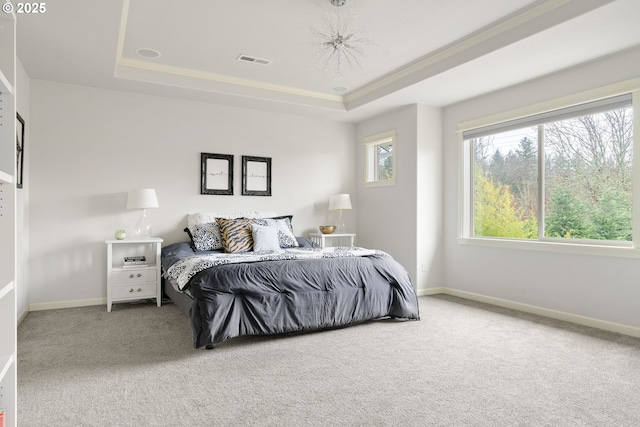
[237,55,272,66]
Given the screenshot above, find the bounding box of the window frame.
[363,130,396,187]
[457,78,640,257]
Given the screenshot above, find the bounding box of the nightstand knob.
[129,288,134,293]
[137,288,142,292]
[129,274,134,278]
[136,273,142,278]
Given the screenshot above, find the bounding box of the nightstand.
[309,233,356,248]
[105,237,163,312]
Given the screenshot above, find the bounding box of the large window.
[462,93,634,247]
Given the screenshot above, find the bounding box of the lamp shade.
[329,193,352,211]
[127,189,159,210]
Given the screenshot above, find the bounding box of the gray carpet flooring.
[17,295,640,426]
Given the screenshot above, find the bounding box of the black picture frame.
[242,155,272,196]
[201,153,234,195]
[16,112,25,189]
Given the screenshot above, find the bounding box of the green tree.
[474,168,532,238]
[591,189,632,241]
[545,186,591,238]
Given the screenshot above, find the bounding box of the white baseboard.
[428,287,640,339]
[17,307,29,326]
[417,287,446,296]
[28,298,106,312]
[24,289,640,339]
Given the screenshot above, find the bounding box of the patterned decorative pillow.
[252,216,299,248]
[216,218,254,253]
[189,222,223,251]
[185,212,277,251]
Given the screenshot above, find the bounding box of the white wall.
[356,104,443,291]
[442,46,640,329]
[25,44,640,332]
[16,59,29,319]
[28,80,356,306]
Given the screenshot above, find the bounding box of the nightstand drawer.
[111,283,157,299]
[112,269,157,284]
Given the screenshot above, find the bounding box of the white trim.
[458,77,640,133]
[632,89,640,246]
[363,130,396,187]
[363,129,397,144]
[0,280,14,300]
[345,0,575,103]
[115,0,341,104]
[363,180,396,188]
[115,0,588,111]
[17,306,28,326]
[458,132,471,238]
[0,354,13,383]
[441,288,640,338]
[462,94,632,140]
[117,57,344,103]
[458,237,640,258]
[417,287,640,337]
[29,298,106,312]
[416,287,446,296]
[0,68,13,94]
[0,170,13,184]
[458,78,640,250]
[21,288,640,338]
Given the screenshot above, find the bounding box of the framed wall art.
[242,155,271,196]
[16,112,25,189]
[201,152,234,195]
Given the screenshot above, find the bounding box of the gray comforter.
[162,241,420,348]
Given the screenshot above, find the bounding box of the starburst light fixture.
[313,0,372,82]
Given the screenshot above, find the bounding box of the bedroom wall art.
[16,112,25,189]
[242,155,272,196]
[201,152,234,195]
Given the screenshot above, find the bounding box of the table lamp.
[329,193,352,232]
[127,189,159,238]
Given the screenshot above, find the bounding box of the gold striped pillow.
[216,218,254,253]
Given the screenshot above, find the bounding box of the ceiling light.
[312,0,372,82]
[136,48,161,59]
[332,85,349,93]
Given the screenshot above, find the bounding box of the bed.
[161,212,420,349]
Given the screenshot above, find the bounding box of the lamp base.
[133,209,152,239]
[336,209,346,233]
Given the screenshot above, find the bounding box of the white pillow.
[251,224,282,252]
[251,216,298,248]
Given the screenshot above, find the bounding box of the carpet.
[17,295,640,426]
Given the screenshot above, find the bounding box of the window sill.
[457,237,640,258]
[363,179,395,188]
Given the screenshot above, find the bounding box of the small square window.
[364,130,396,187]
